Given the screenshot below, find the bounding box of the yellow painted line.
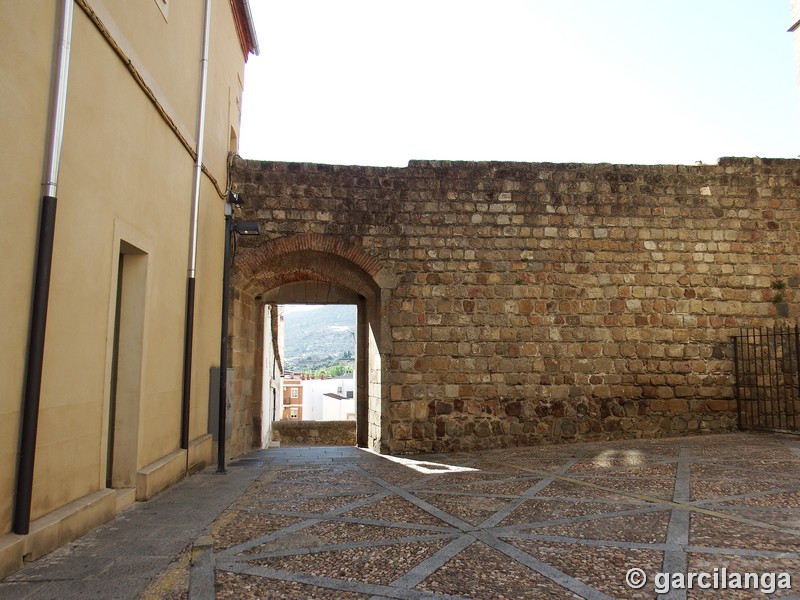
[141,547,191,600]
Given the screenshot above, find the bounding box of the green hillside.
[282,304,356,373]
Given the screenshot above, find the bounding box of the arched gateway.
[225,156,800,456]
[229,233,395,453]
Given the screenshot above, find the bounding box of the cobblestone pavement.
[170,433,800,599]
[3,433,800,599]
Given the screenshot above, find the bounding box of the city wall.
[231,157,800,453]
[272,421,358,447]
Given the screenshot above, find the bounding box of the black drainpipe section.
[180,280,195,449]
[217,208,233,472]
[15,0,73,535]
[15,198,58,535]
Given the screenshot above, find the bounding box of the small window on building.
[290,407,299,419]
[291,388,298,399]
[229,126,238,154]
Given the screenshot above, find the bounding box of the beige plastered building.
[0,0,257,576]
[793,1,800,80]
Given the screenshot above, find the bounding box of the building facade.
[281,376,304,420]
[259,304,284,448]
[1,0,257,576]
[301,376,357,422]
[792,0,800,80]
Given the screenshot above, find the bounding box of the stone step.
[114,488,136,513]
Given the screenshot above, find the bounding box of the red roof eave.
[230,0,259,60]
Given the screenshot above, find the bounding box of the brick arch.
[240,250,379,300]
[236,234,382,284]
[229,234,390,453]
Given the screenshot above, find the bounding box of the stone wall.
[272,421,357,447]
[229,287,260,458]
[232,157,800,454]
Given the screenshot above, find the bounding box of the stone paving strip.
[3,432,800,599]
[184,433,800,599]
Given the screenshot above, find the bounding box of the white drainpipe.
[180,0,213,450]
[15,0,74,535]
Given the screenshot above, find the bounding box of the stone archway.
[229,235,394,454]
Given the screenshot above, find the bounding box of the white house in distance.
[261,305,284,445]
[279,374,355,422]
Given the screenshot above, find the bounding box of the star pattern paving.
[197,433,800,599]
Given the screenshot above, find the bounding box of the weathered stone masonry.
[231,157,800,454]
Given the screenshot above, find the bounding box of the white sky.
[239,1,800,167]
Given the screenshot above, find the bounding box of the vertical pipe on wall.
[732,333,742,431]
[15,0,74,535]
[794,325,800,431]
[181,0,213,450]
[217,207,233,472]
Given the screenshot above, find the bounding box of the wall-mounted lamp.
[217,192,260,473]
[233,220,260,236]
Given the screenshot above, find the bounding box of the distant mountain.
[282,305,356,372]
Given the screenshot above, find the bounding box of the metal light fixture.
[217,192,260,473]
[233,220,260,235]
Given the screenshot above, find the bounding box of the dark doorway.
[107,242,147,488]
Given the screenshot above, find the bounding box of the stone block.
[667,399,689,414]
[0,534,24,578]
[474,421,492,437]
[706,399,735,412]
[136,450,187,501]
[649,399,669,413]
[392,422,412,440]
[59,489,116,548]
[11,488,116,571]
[435,401,453,415]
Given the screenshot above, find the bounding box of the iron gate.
[732,325,800,433]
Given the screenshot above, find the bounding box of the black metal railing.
[732,325,800,433]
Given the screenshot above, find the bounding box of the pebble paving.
[4,432,800,599]
[191,433,800,599]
